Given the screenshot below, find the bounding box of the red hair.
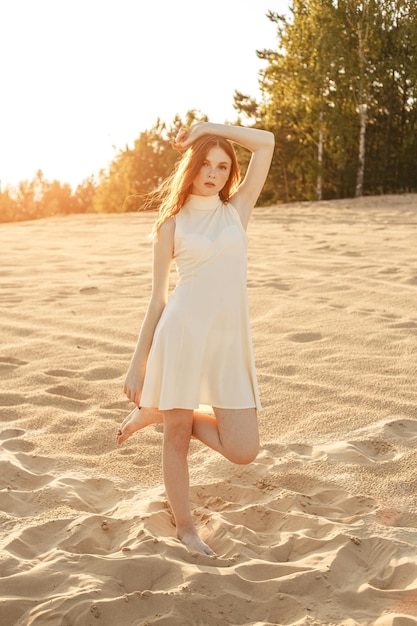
[145,135,240,238]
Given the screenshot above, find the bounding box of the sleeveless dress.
[140,193,261,412]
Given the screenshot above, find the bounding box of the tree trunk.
[317,107,324,201]
[355,102,367,197]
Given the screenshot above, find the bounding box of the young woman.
[117,122,274,555]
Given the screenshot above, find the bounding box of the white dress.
[140,193,261,411]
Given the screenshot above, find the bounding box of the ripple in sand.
[0,392,25,406]
[46,384,90,401]
[82,366,122,381]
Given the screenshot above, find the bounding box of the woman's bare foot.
[116,406,162,444]
[178,529,215,556]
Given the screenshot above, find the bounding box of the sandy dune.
[1,194,417,625]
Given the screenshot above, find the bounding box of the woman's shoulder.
[154,216,175,250]
[159,216,176,234]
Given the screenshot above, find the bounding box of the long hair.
[143,135,240,238]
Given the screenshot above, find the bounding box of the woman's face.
[191,146,232,196]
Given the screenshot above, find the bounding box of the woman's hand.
[171,122,211,150]
[123,359,145,406]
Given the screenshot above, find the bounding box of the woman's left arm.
[175,122,275,227]
[226,125,275,227]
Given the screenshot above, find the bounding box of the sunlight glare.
[0,0,284,189]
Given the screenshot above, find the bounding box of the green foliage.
[92,110,208,214]
[0,111,208,223]
[2,4,416,221]
[240,0,417,202]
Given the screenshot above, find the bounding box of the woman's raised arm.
[174,122,275,227]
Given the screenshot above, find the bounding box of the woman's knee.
[213,407,259,464]
[226,441,259,465]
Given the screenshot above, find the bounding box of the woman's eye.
[202,162,228,171]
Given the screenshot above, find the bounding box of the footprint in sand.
[379,266,401,275]
[0,450,51,518]
[262,278,292,291]
[385,419,417,445]
[329,536,415,593]
[319,439,399,466]
[82,366,122,381]
[0,428,35,453]
[289,443,326,461]
[60,515,129,555]
[44,368,79,378]
[1,438,35,453]
[348,438,398,462]
[0,356,28,373]
[0,428,26,440]
[267,474,378,522]
[0,456,52,494]
[79,286,99,295]
[46,384,89,401]
[3,518,69,558]
[300,488,377,521]
[389,320,417,330]
[286,332,323,343]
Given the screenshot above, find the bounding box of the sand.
[1,194,417,626]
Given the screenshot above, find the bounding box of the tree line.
[1,0,416,223]
[251,0,417,202]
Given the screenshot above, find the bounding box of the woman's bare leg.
[116,406,162,444]
[162,409,214,556]
[191,407,259,464]
[117,405,259,463]
[117,405,257,555]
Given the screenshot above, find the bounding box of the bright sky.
[0,0,289,190]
